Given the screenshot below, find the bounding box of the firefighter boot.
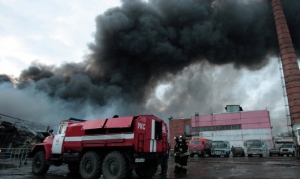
[159,171,166,177]
[159,171,165,176]
[176,167,182,174]
[174,166,178,173]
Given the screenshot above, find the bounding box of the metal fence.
[0,148,31,167]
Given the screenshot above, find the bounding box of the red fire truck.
[29,115,168,179]
[189,138,212,158]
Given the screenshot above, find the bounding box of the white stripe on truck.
[64,133,134,142]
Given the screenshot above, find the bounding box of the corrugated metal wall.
[191,110,271,129]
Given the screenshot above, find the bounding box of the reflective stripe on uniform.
[180,152,190,157]
[181,165,187,169]
[183,151,189,156]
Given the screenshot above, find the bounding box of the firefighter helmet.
[179,135,186,140]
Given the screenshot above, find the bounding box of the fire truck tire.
[68,163,80,173]
[135,160,157,178]
[80,151,102,179]
[102,151,129,179]
[32,151,50,175]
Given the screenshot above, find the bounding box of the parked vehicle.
[292,124,300,158]
[232,147,245,157]
[29,115,168,179]
[269,148,280,157]
[245,139,267,157]
[189,138,212,158]
[280,144,295,157]
[211,141,230,157]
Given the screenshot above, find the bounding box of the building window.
[192,124,242,132]
[185,124,190,135]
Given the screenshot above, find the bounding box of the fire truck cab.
[30,114,168,179]
[189,138,212,158]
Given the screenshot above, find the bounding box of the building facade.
[169,118,191,149]
[191,109,273,149]
[169,106,273,151]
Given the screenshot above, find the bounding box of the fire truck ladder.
[137,133,144,152]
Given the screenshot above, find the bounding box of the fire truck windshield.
[190,141,201,145]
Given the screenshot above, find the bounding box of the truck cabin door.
[52,124,67,154]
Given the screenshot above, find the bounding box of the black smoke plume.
[2,0,300,123]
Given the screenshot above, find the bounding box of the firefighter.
[173,136,181,174]
[231,145,235,156]
[159,141,171,176]
[178,135,189,175]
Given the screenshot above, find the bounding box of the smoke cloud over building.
[0,0,299,133]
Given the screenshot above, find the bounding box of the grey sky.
[0,0,121,77]
[0,0,298,136]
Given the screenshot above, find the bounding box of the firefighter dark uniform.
[231,146,235,156]
[174,136,181,174]
[179,135,189,174]
[159,142,171,176]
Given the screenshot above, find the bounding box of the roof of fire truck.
[59,114,164,129]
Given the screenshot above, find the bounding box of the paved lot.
[1,155,300,179]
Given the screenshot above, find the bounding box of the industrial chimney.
[270,0,300,126]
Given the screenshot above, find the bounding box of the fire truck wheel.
[135,160,157,178]
[32,150,50,175]
[80,151,102,179]
[102,151,129,179]
[68,163,80,173]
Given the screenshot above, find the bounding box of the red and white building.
[169,105,273,150]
